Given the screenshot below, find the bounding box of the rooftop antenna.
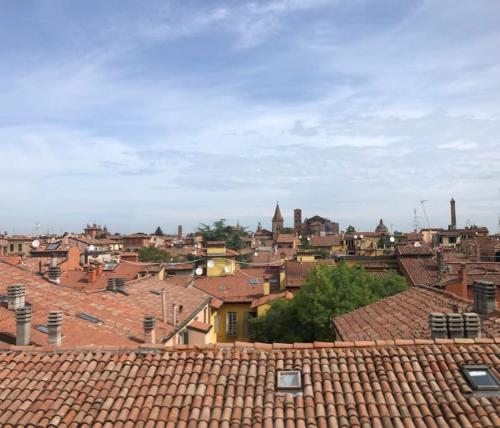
[420,200,431,228]
[412,208,420,232]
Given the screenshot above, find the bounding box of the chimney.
[47,311,63,346]
[106,278,116,292]
[48,265,61,284]
[177,225,183,241]
[96,263,103,276]
[161,289,167,323]
[450,198,456,230]
[429,312,447,339]
[473,280,497,315]
[87,267,97,283]
[50,256,58,267]
[172,302,178,327]
[15,306,32,346]
[143,315,156,344]
[436,250,446,273]
[263,275,271,296]
[7,285,26,310]
[463,313,481,338]
[446,313,464,339]
[115,278,126,293]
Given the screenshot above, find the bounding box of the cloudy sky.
[1,0,499,235]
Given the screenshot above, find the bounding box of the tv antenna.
[412,208,420,232]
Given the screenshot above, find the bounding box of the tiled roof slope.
[0,262,210,347]
[334,286,500,341]
[0,341,498,427]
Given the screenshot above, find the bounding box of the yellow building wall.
[297,254,315,262]
[214,302,253,342]
[207,258,236,277]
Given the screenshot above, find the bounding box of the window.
[178,329,189,345]
[226,312,237,337]
[462,365,500,391]
[18,244,22,252]
[277,370,302,389]
[10,244,14,252]
[34,324,49,334]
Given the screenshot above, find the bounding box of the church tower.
[272,202,284,241]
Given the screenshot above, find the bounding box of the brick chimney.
[87,267,97,283]
[472,280,496,315]
[458,263,468,299]
[47,311,63,346]
[429,312,447,339]
[15,306,32,346]
[143,315,156,344]
[7,285,26,310]
[96,263,103,276]
[263,274,271,296]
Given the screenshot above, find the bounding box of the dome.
[375,218,389,233]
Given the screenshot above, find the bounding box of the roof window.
[277,370,302,390]
[462,365,500,391]
[77,312,103,324]
[34,324,49,334]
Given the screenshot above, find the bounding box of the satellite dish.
[389,236,395,243]
[31,240,40,248]
[224,265,231,273]
[207,260,215,268]
[195,267,203,276]
[414,242,422,247]
[88,245,96,252]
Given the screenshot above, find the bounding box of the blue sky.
[1,0,499,235]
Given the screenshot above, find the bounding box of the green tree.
[196,219,249,250]
[249,263,407,343]
[345,225,356,233]
[138,247,170,263]
[154,226,164,236]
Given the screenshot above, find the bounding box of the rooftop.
[334,286,500,341]
[0,339,498,426]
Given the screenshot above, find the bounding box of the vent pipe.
[161,289,167,323]
[16,306,32,346]
[429,312,447,339]
[47,311,63,346]
[7,285,26,310]
[143,315,156,344]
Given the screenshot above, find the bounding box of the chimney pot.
[7,285,26,310]
[106,278,116,292]
[161,289,167,323]
[87,268,97,283]
[15,306,32,346]
[463,312,481,338]
[115,278,126,293]
[48,266,61,284]
[143,315,156,344]
[429,312,447,339]
[472,280,496,315]
[47,311,63,346]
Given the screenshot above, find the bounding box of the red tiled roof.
[276,233,297,243]
[60,261,161,291]
[0,261,211,347]
[399,256,442,286]
[194,270,264,302]
[396,243,433,257]
[250,290,294,308]
[285,261,314,287]
[0,340,498,426]
[334,286,500,341]
[187,320,212,333]
[309,235,342,247]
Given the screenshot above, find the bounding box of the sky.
[1,0,499,235]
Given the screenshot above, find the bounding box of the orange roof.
[0,261,211,347]
[194,270,265,302]
[0,340,498,426]
[276,233,297,243]
[334,286,500,341]
[250,290,294,308]
[309,235,342,247]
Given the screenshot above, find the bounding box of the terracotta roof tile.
[333,286,500,341]
[0,341,498,426]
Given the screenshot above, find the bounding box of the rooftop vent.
[462,365,500,391]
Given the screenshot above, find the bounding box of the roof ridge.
[2,337,498,355]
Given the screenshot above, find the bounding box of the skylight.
[249,279,259,286]
[277,370,302,389]
[46,243,60,250]
[77,312,103,324]
[462,365,500,391]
